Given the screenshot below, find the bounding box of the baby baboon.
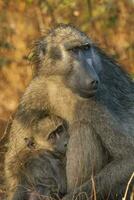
[5,24,134,200]
[7,116,69,200]
[26,115,68,155]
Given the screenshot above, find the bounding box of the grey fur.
[5,24,134,200]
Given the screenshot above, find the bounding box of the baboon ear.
[24,137,35,149]
[35,39,47,60]
[30,38,47,75]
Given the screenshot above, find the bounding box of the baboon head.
[25,117,69,155]
[32,24,102,98]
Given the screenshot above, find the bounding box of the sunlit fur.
[5,24,134,200]
[6,116,68,200]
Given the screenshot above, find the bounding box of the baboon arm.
[62,156,134,200]
[16,78,49,124]
[97,125,134,159]
[63,128,134,200]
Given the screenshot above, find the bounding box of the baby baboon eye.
[56,125,64,134]
[48,132,56,140]
[48,125,64,142]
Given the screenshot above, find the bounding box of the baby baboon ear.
[24,137,35,149]
[31,38,47,75]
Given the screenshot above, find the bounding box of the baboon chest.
[47,84,108,178]
[66,121,107,190]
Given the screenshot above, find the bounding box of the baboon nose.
[90,80,99,89]
[86,79,99,90]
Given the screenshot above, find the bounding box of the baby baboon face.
[46,122,68,154]
[25,117,69,155]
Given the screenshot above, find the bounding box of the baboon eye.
[48,132,56,141]
[68,43,90,54]
[70,46,80,54]
[82,43,90,50]
[48,125,64,141]
[56,125,64,134]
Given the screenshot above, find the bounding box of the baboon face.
[46,123,69,155]
[34,25,102,98]
[64,42,101,98]
[25,118,69,155]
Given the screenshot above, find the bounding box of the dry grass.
[122,173,134,200]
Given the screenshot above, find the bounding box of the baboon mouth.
[78,88,97,98]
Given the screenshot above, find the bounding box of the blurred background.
[0,0,134,121]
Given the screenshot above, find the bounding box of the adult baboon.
[5,24,134,200]
[7,116,68,200]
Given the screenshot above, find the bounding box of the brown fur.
[5,116,68,200]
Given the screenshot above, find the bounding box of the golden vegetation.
[0,0,133,120]
[0,0,134,199]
